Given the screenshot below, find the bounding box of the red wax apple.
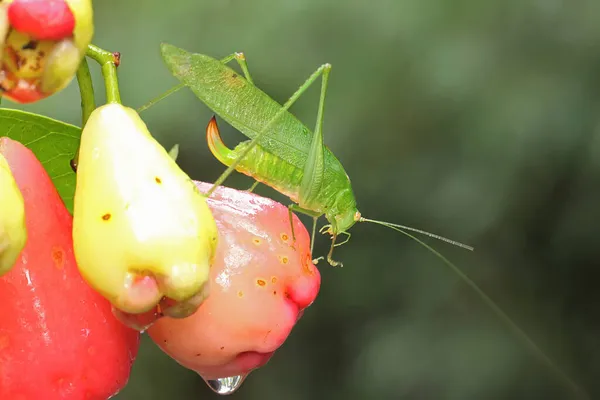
[0,137,140,400]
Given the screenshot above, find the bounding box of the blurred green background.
[13,0,600,398]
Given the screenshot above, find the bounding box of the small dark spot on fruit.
[163,340,167,343]
[273,290,277,295]
[280,233,289,242]
[256,279,266,287]
[232,73,237,78]
[155,176,162,184]
[279,256,289,265]
[22,41,38,50]
[102,213,111,221]
[253,238,262,245]
[220,346,225,350]
[52,247,65,270]
[196,353,201,357]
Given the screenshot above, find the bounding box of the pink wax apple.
[147,181,321,389]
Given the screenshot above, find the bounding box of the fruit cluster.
[0,1,322,399]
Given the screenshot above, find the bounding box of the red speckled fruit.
[147,181,321,380]
[7,0,75,41]
[0,137,140,400]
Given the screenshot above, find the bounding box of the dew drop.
[202,374,247,395]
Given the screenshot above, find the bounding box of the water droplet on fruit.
[202,374,247,395]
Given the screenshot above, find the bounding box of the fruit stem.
[76,58,96,126]
[85,44,122,105]
[71,44,122,172]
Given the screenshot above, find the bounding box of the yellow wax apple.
[72,103,218,314]
[0,152,27,276]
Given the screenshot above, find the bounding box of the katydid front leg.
[219,52,254,84]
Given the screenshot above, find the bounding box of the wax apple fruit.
[0,151,26,276]
[0,0,94,103]
[72,104,218,315]
[0,137,140,399]
[147,181,321,381]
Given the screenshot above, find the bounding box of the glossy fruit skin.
[0,137,140,400]
[147,181,321,380]
[7,0,75,41]
[0,152,26,277]
[72,104,218,315]
[0,0,94,103]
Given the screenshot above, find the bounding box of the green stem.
[71,43,121,171]
[71,57,97,170]
[76,58,95,126]
[85,44,121,104]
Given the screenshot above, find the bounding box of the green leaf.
[0,108,81,213]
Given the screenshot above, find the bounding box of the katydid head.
[326,188,361,235]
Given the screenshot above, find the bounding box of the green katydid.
[137,44,589,398]
[144,43,474,268]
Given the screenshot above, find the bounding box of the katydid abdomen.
[208,127,304,204]
[207,117,359,231]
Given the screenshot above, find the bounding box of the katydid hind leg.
[334,231,351,247]
[208,63,334,196]
[298,64,331,208]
